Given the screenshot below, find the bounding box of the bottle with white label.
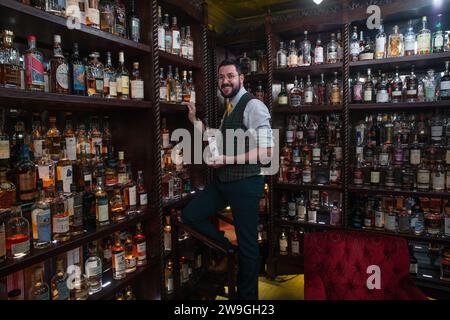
[85,244,102,294]
[157,6,165,50]
[291,229,300,256]
[171,17,181,55]
[277,41,287,68]
[279,230,288,255]
[440,61,450,100]
[112,232,126,280]
[404,20,416,56]
[95,176,110,226]
[130,62,144,100]
[133,223,147,266]
[52,181,71,243]
[6,206,30,258]
[314,35,324,64]
[31,179,52,249]
[417,16,431,55]
[304,74,313,105]
[375,20,386,59]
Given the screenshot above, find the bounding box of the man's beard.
[219,82,241,99]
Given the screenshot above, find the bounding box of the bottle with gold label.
[116,51,129,99]
[330,72,341,105]
[417,16,431,55]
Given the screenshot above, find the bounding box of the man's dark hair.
[218,58,242,74]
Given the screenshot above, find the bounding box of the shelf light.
[422,274,433,279]
[313,0,323,4]
[102,281,111,288]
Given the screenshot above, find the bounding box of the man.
[182,59,273,300]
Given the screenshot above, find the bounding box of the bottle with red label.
[24,35,45,92]
[133,223,147,267]
[137,170,147,213]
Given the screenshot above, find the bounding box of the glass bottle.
[0,168,16,211]
[17,144,37,202]
[133,222,146,266]
[352,72,363,103]
[359,36,374,60]
[100,0,115,33]
[49,34,69,94]
[86,52,104,97]
[255,81,265,102]
[289,77,301,107]
[318,73,326,105]
[278,82,288,106]
[85,243,102,294]
[433,14,444,53]
[279,230,288,255]
[417,16,431,55]
[440,61,450,100]
[363,68,374,103]
[51,180,70,242]
[130,62,144,100]
[163,214,172,253]
[113,0,127,38]
[103,51,117,99]
[424,69,437,102]
[157,5,165,50]
[277,41,287,68]
[163,14,171,53]
[112,231,126,280]
[314,35,324,65]
[6,205,30,259]
[404,20,416,56]
[31,179,52,249]
[287,40,298,68]
[86,0,100,29]
[95,176,109,226]
[301,31,311,66]
[51,258,69,300]
[0,30,21,88]
[432,161,445,191]
[29,267,49,300]
[406,65,418,102]
[70,43,86,96]
[350,26,360,61]
[124,234,136,273]
[69,271,88,300]
[24,35,45,91]
[417,160,430,191]
[116,51,129,99]
[388,25,404,58]
[330,72,341,105]
[137,170,147,213]
[304,74,313,105]
[327,33,338,63]
[391,67,403,103]
[186,26,194,61]
[128,0,140,42]
[109,187,126,222]
[165,259,174,294]
[376,73,389,103]
[375,20,387,59]
[170,17,181,56]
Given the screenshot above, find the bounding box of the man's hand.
[186,102,197,124]
[206,155,234,168]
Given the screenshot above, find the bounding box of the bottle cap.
[54,34,61,43]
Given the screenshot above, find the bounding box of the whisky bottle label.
[57,165,73,193]
[129,186,136,206]
[417,170,430,184]
[121,76,129,95]
[160,86,167,100]
[364,90,373,102]
[172,30,181,50]
[331,89,340,103]
[91,138,102,154]
[95,78,104,93]
[302,170,312,183]
[353,84,362,101]
[96,200,109,223]
[164,233,172,251]
[109,80,117,96]
[278,96,288,105]
[65,137,77,161]
[441,81,450,90]
[410,150,421,165]
[305,91,313,103]
[290,95,301,107]
[315,47,324,63]
[118,173,127,185]
[113,251,126,275]
[126,256,137,269]
[285,131,294,143]
[67,196,74,217]
[86,261,102,277]
[116,77,122,94]
[435,35,444,47]
[33,139,44,159]
[73,64,86,91]
[18,171,37,201]
[162,133,170,149]
[379,153,389,166]
[350,42,360,56]
[279,239,287,253]
[288,54,298,67]
[376,90,388,103]
[131,80,144,99]
[11,239,30,255]
[137,242,146,260]
[53,215,70,234]
[139,193,148,206]
[131,18,140,41]
[417,34,431,52]
[158,27,165,49]
[431,126,443,139]
[405,36,415,51]
[375,37,386,57]
[37,209,51,242]
[56,63,69,90]
[308,210,317,223]
[370,171,380,183]
[432,174,445,190]
[38,165,52,184]
[0,141,10,160]
[25,53,44,86]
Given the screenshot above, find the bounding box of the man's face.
[218,65,244,99]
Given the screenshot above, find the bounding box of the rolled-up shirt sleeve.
[243,99,274,148]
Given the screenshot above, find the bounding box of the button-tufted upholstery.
[304,231,427,300]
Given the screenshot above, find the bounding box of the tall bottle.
[51,180,70,242]
[171,17,181,56]
[70,43,86,95]
[100,0,115,33]
[0,30,21,88]
[363,68,375,103]
[130,62,144,100]
[304,74,313,105]
[116,51,129,99]
[287,41,298,68]
[440,61,450,100]
[375,20,386,59]
[112,231,126,279]
[17,144,37,202]
[314,35,324,65]
[406,65,418,102]
[391,67,403,103]
[137,170,147,213]
[128,0,140,42]
[86,0,100,29]
[318,73,326,105]
[51,258,69,300]
[85,243,102,294]
[24,35,45,91]
[113,0,127,38]
[417,16,431,55]
[95,176,109,226]
[50,35,69,94]
[31,179,52,249]
[327,33,338,63]
[157,6,165,50]
[388,25,404,58]
[277,42,287,68]
[330,72,341,105]
[86,52,104,97]
[29,267,50,300]
[103,51,117,99]
[350,26,360,61]
[133,223,146,266]
[301,31,311,66]
[404,20,416,56]
[186,26,194,61]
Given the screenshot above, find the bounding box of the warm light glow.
[313,0,323,4]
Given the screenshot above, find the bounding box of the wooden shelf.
[349,52,450,73]
[348,185,450,198]
[0,88,152,111]
[88,260,158,300]
[0,211,152,278]
[159,50,202,69]
[160,102,189,114]
[275,219,344,231]
[273,105,343,114]
[347,227,450,246]
[349,100,450,111]
[273,63,343,79]
[159,0,203,24]
[244,73,269,82]
[0,0,150,57]
[275,182,343,192]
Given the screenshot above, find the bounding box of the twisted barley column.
[343,23,350,228]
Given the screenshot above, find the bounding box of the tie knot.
[226,102,233,115]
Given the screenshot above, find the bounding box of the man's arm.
[187,102,207,133]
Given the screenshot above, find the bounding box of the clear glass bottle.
[128,0,140,42]
[50,258,69,300]
[391,67,403,103]
[417,16,431,55]
[314,35,324,65]
[304,74,313,105]
[170,16,181,56]
[29,267,50,300]
[0,30,21,88]
[100,0,115,33]
[388,25,404,58]
[277,41,287,68]
[51,180,70,243]
[163,14,171,53]
[17,144,38,202]
[279,230,288,255]
[85,243,102,294]
[301,31,312,66]
[157,5,165,50]
[404,20,416,56]
[406,65,418,102]
[24,35,45,91]
[31,179,52,249]
[375,20,387,59]
[109,187,126,221]
[350,26,360,61]
[330,72,341,105]
[186,26,194,61]
[433,14,444,53]
[86,0,100,29]
[86,52,104,97]
[424,69,437,102]
[130,62,144,100]
[163,214,172,253]
[327,33,338,63]
[113,0,127,38]
[69,271,88,300]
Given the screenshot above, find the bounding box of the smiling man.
[182,58,274,300]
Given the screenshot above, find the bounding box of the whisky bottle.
[46,116,61,162]
[181,70,190,103]
[130,62,144,100]
[133,223,146,266]
[117,151,127,186]
[330,72,341,105]
[165,259,174,294]
[327,33,338,63]
[63,113,77,162]
[86,52,104,97]
[289,77,301,107]
[125,234,136,273]
[363,68,375,103]
[116,51,129,99]
[128,0,140,42]
[49,35,69,94]
[6,206,30,258]
[314,35,324,65]
[391,67,403,103]
[163,14,172,53]
[157,6,165,50]
[256,81,265,102]
[174,67,182,103]
[76,123,91,159]
[85,243,102,294]
[86,0,100,29]
[433,14,444,53]
[359,36,374,61]
[0,30,21,88]
[375,20,387,59]
[95,176,109,226]
[103,51,117,98]
[110,188,126,222]
[277,41,287,68]
[70,43,86,96]
[287,40,298,68]
[113,0,127,38]
[29,267,50,300]
[112,232,126,280]
[159,67,167,101]
[304,74,313,105]
[290,228,300,256]
[417,16,431,55]
[171,17,181,56]
[186,26,194,61]
[51,259,69,300]
[163,215,172,253]
[279,230,288,255]
[56,142,73,193]
[100,0,115,33]
[424,69,437,102]
[388,25,404,58]
[376,74,389,103]
[17,144,37,202]
[350,26,360,61]
[318,73,326,105]
[352,72,363,103]
[440,61,450,100]
[166,65,176,102]
[180,27,188,59]
[31,179,52,249]
[417,159,430,191]
[24,35,45,91]
[137,170,147,213]
[336,31,343,62]
[406,65,418,102]
[51,180,70,242]
[404,20,416,56]
[278,82,288,106]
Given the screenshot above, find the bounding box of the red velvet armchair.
[304,231,427,300]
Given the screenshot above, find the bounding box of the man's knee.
[181,205,195,225]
